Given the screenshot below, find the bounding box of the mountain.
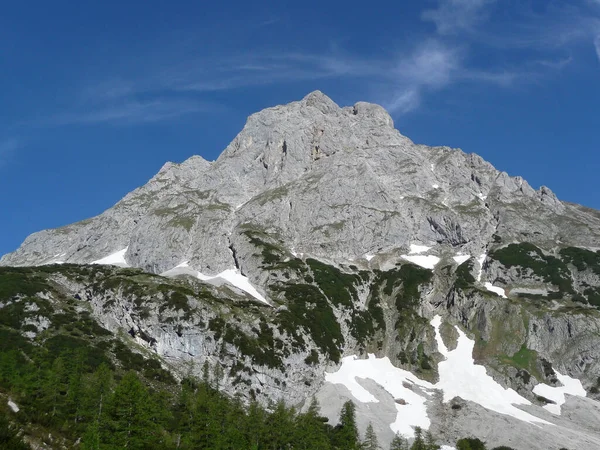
[3,91,600,449]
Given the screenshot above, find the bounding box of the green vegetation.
[275,283,344,363]
[454,259,476,290]
[560,247,600,275]
[490,243,572,295]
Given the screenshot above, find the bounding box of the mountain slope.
[3,92,600,449]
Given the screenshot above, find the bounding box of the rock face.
[4,91,600,450]
[3,91,599,273]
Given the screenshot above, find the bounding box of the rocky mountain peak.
[2,92,599,274]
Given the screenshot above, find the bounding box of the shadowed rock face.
[3,91,598,275]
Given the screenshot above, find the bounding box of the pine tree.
[425,431,440,450]
[456,437,487,450]
[362,422,380,450]
[265,399,296,449]
[294,397,331,450]
[333,400,359,450]
[103,371,167,450]
[390,432,409,450]
[410,427,427,450]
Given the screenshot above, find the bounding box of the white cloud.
[48,99,212,126]
[595,35,600,61]
[422,0,496,35]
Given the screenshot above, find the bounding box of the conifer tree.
[362,422,380,450]
[333,400,360,450]
[425,430,440,450]
[294,397,331,450]
[410,427,427,450]
[103,371,167,450]
[390,432,409,450]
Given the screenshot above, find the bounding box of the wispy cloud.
[422,0,496,35]
[46,98,213,126]
[38,2,594,125]
[0,138,19,168]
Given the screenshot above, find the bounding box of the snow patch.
[477,193,487,201]
[326,316,552,439]
[476,253,486,282]
[91,247,129,267]
[441,447,457,450]
[431,316,550,425]
[484,282,507,298]
[409,244,432,255]
[201,269,268,305]
[7,399,19,413]
[161,263,269,305]
[453,253,471,265]
[533,371,587,415]
[365,254,375,262]
[432,184,440,189]
[325,354,433,438]
[401,254,440,270]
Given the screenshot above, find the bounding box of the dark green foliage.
[389,432,409,450]
[306,258,360,307]
[275,284,344,363]
[491,243,572,294]
[560,247,600,275]
[0,414,30,450]
[0,267,48,299]
[454,259,476,290]
[457,437,487,450]
[362,422,380,450]
[332,401,360,450]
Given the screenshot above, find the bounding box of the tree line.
[0,343,517,450]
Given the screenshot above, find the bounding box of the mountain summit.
[3,92,600,449]
[2,91,596,275]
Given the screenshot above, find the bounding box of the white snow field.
[430,316,549,425]
[326,315,550,438]
[476,253,487,281]
[533,371,587,415]
[91,247,129,267]
[325,354,434,438]
[400,254,440,270]
[161,261,269,305]
[484,282,507,298]
[409,244,432,254]
[453,253,471,265]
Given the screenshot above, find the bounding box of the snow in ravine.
[452,253,471,265]
[476,253,487,282]
[533,371,587,415]
[161,262,269,305]
[400,254,440,270]
[91,247,129,267]
[326,315,551,439]
[484,282,507,298]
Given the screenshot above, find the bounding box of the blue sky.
[1,0,600,256]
